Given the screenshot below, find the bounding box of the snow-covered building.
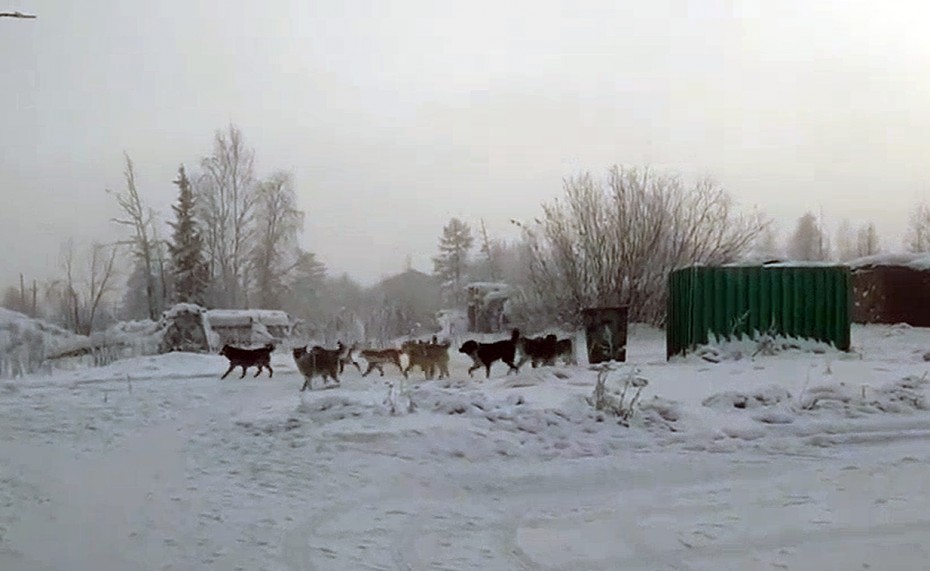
[205,309,295,347]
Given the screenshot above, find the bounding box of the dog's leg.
[352,360,362,373]
[485,363,492,379]
[220,363,236,379]
[254,365,263,378]
[239,365,248,379]
[267,363,273,378]
[362,363,374,377]
[377,363,385,377]
[300,376,310,391]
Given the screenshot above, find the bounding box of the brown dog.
[219,343,275,379]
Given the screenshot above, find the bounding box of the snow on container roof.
[847,252,930,271]
[465,281,512,291]
[206,309,293,328]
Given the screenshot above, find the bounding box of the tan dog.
[401,337,451,380]
[359,348,405,377]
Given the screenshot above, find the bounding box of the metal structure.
[582,306,629,364]
[666,264,852,359]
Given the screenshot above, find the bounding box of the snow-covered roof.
[206,309,293,328]
[847,252,930,271]
[465,282,512,290]
[161,303,206,320]
[757,261,847,268]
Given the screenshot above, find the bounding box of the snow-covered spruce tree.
[432,218,474,306]
[168,165,208,305]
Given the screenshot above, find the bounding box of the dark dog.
[292,343,343,391]
[517,334,559,368]
[458,328,521,379]
[219,343,275,379]
[554,337,576,365]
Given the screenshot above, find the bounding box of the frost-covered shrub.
[585,363,648,425]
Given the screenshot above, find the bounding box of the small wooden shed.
[850,254,930,326]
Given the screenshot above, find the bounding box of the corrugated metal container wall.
[666,265,852,359]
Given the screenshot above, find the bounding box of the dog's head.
[458,340,478,355]
[219,344,232,357]
[291,345,308,360]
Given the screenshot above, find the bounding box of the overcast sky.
[2,0,929,288]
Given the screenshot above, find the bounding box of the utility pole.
[0,11,37,19]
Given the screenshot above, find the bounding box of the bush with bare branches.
[515,166,765,326]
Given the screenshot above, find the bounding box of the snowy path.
[279,443,930,571]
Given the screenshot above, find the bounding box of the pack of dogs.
[217,329,576,390]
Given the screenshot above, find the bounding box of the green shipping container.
[666,264,852,359]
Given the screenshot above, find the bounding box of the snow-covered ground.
[2,324,930,570]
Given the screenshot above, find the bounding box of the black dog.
[220,342,275,379]
[458,328,521,379]
[518,334,560,368]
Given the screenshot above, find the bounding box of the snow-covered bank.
[2,323,930,570]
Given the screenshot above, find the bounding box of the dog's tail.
[511,328,521,342]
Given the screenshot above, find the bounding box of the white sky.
[2,0,929,287]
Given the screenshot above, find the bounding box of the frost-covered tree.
[108,153,160,320]
[281,249,327,320]
[905,204,930,253]
[168,165,208,305]
[432,218,473,306]
[856,222,880,258]
[197,124,258,308]
[250,171,304,308]
[517,166,763,327]
[53,240,120,334]
[834,219,856,261]
[787,212,829,261]
[477,219,500,281]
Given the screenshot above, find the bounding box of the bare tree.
[516,166,764,327]
[108,153,160,320]
[905,203,930,253]
[51,240,120,335]
[197,124,258,307]
[477,219,500,281]
[250,171,304,308]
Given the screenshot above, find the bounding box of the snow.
[848,251,930,271]
[205,309,293,328]
[3,324,930,569]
